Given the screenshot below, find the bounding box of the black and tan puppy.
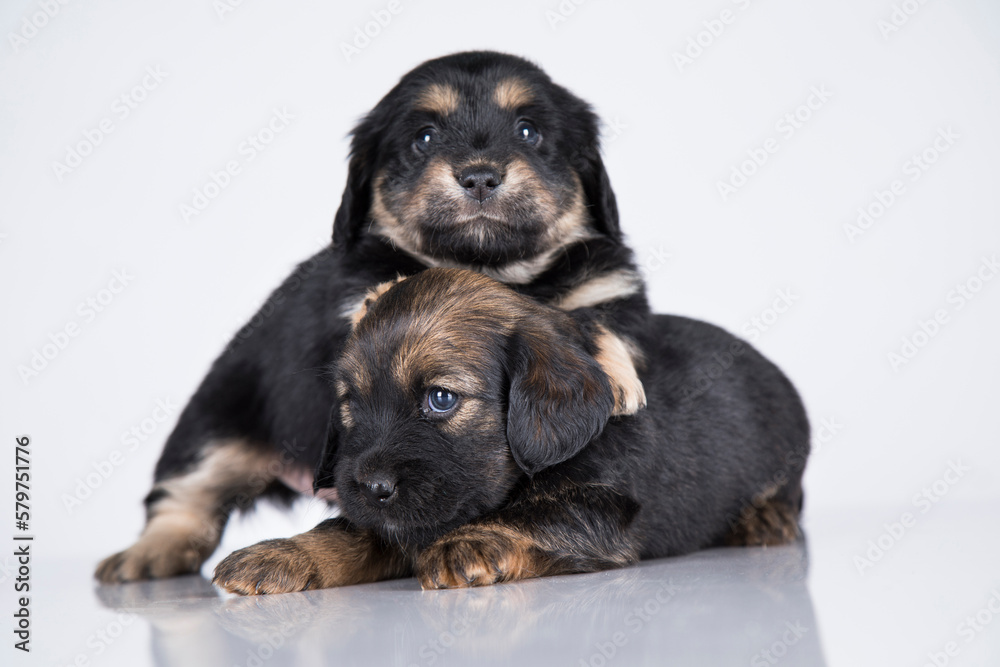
[96,51,648,583]
[212,269,810,593]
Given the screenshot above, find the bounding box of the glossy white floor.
[26,500,996,667]
[5,1,1000,666]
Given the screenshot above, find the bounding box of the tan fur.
[370,161,597,285]
[493,78,534,109]
[347,276,408,328]
[95,442,281,582]
[214,521,410,594]
[416,521,551,589]
[554,269,643,311]
[593,325,647,416]
[437,397,501,437]
[726,497,800,547]
[340,402,354,429]
[415,83,460,115]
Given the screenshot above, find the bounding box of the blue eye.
[414,127,437,151]
[516,121,540,146]
[427,387,458,413]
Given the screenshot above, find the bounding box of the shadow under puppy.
[214,268,810,593]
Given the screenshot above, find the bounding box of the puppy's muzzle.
[358,473,397,506]
[457,164,502,203]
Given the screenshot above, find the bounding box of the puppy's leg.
[96,441,281,582]
[592,325,646,417]
[552,270,648,417]
[725,486,802,547]
[213,518,410,595]
[416,483,640,589]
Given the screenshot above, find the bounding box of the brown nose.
[457,165,502,202]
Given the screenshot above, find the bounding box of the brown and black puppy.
[96,51,648,584]
[213,269,810,593]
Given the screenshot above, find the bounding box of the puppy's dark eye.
[414,127,437,152]
[516,121,540,146]
[427,387,458,413]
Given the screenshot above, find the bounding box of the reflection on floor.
[82,539,824,667]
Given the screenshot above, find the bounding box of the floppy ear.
[332,115,382,248]
[346,275,409,329]
[312,403,340,493]
[505,324,616,476]
[577,148,621,241]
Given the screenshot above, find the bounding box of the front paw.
[416,525,541,590]
[213,539,317,595]
[95,517,214,583]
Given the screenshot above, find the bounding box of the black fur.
[97,51,647,584]
[210,269,809,593]
[330,270,810,560]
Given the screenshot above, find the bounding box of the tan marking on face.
[540,173,590,248]
[371,155,599,285]
[371,172,425,257]
[348,270,524,397]
[399,158,467,223]
[340,402,354,429]
[436,397,499,436]
[553,270,643,311]
[340,353,372,396]
[415,83,460,115]
[427,373,488,397]
[593,325,646,416]
[493,78,534,110]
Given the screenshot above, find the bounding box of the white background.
[1,0,998,664]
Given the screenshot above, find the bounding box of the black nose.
[358,475,397,506]
[457,165,502,202]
